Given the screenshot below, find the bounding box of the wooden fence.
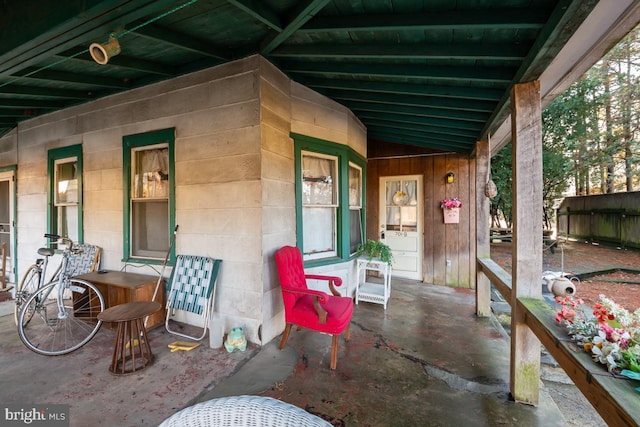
[557,192,640,249]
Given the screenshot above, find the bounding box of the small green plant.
[356,239,393,265]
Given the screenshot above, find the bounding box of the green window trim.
[47,144,83,244]
[122,128,176,264]
[292,133,366,268]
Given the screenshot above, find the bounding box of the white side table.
[355,258,392,309]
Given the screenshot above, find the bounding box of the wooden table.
[98,301,161,375]
[76,271,165,329]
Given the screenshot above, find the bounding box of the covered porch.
[0,278,568,426]
[1,1,640,425]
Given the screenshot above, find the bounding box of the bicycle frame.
[17,234,105,355]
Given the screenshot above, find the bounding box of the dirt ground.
[490,239,640,427]
[490,239,640,311]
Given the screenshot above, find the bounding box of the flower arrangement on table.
[440,197,462,209]
[555,294,640,383]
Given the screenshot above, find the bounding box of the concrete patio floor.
[0,279,569,426]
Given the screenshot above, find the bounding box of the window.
[48,145,82,243]
[301,152,338,260]
[293,134,366,264]
[123,128,175,262]
[349,163,363,255]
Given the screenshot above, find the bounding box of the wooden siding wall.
[367,153,476,288]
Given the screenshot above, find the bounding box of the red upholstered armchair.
[275,246,354,370]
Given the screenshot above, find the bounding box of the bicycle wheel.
[13,264,41,326]
[17,278,105,356]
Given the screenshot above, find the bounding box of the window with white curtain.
[301,152,338,260]
[123,128,175,262]
[294,133,366,264]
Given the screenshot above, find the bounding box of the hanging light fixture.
[89,36,121,65]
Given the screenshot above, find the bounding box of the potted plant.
[441,197,462,224]
[356,239,393,265]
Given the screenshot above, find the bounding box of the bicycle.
[16,234,105,355]
[13,238,61,326]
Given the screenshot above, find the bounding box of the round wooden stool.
[98,301,161,375]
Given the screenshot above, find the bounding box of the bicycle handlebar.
[43,234,74,252]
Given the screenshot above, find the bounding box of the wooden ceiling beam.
[272,43,529,61]
[299,77,503,101]
[301,9,550,32]
[327,90,496,113]
[281,61,516,84]
[131,23,231,60]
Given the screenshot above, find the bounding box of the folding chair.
[66,244,101,277]
[165,255,221,341]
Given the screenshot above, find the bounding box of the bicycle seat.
[38,247,55,257]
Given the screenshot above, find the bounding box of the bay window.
[293,133,366,264]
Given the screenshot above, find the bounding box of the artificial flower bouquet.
[555,294,640,379]
[440,197,462,209]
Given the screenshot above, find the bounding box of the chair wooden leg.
[344,323,351,341]
[330,334,339,370]
[279,324,293,350]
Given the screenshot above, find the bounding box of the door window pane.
[386,179,418,232]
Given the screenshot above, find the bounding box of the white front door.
[379,175,423,280]
[0,170,15,284]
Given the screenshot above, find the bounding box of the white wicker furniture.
[158,395,331,427]
[355,258,392,309]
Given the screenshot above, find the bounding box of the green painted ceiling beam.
[281,61,516,84]
[11,68,130,89]
[326,90,496,113]
[271,43,529,61]
[356,111,481,133]
[131,23,232,60]
[56,52,177,76]
[357,116,479,139]
[0,99,68,109]
[0,0,184,77]
[300,9,549,32]
[480,0,598,140]
[0,109,39,117]
[368,130,471,152]
[226,0,283,32]
[366,125,473,146]
[0,85,91,99]
[260,0,331,54]
[299,77,503,101]
[342,101,490,123]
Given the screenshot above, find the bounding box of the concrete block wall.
[0,54,367,348]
